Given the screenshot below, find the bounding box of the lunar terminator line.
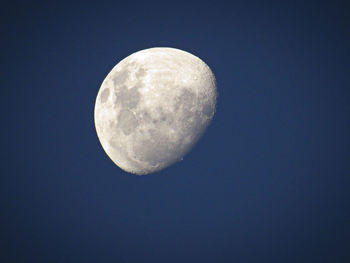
[94,47,217,175]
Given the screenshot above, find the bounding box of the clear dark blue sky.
[2,0,350,262]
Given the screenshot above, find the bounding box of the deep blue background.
[2,0,350,262]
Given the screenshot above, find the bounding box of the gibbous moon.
[94,47,217,175]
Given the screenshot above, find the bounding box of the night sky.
[2,1,350,262]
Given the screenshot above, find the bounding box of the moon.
[94,47,217,175]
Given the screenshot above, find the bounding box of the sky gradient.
[2,0,350,262]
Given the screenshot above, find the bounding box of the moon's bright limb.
[94,47,217,175]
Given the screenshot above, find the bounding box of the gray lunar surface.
[94,47,217,175]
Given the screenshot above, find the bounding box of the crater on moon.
[133,130,174,167]
[100,88,109,103]
[94,47,217,175]
[117,109,139,136]
[116,86,141,109]
[113,69,129,87]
